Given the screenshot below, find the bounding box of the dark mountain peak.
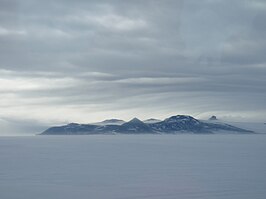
[121,117,152,133]
[128,117,143,124]
[209,116,218,120]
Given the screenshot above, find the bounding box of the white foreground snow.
[0,135,266,199]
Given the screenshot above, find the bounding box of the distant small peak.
[102,119,125,123]
[144,118,162,123]
[67,123,79,126]
[209,116,218,120]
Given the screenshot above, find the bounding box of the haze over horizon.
[0,0,266,135]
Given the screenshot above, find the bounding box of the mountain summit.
[121,118,152,133]
[209,116,218,120]
[128,117,143,124]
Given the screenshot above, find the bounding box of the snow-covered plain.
[0,135,266,199]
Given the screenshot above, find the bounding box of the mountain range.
[40,115,254,135]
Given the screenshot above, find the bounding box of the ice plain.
[0,135,266,199]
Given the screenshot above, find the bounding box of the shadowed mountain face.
[40,115,253,135]
[120,118,153,134]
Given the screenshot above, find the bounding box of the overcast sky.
[0,0,266,134]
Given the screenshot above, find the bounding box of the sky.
[0,0,266,135]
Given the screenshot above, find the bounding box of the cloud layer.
[0,0,266,134]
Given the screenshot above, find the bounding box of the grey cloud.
[221,11,266,65]
[0,0,265,134]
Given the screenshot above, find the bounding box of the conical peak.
[129,117,143,123]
